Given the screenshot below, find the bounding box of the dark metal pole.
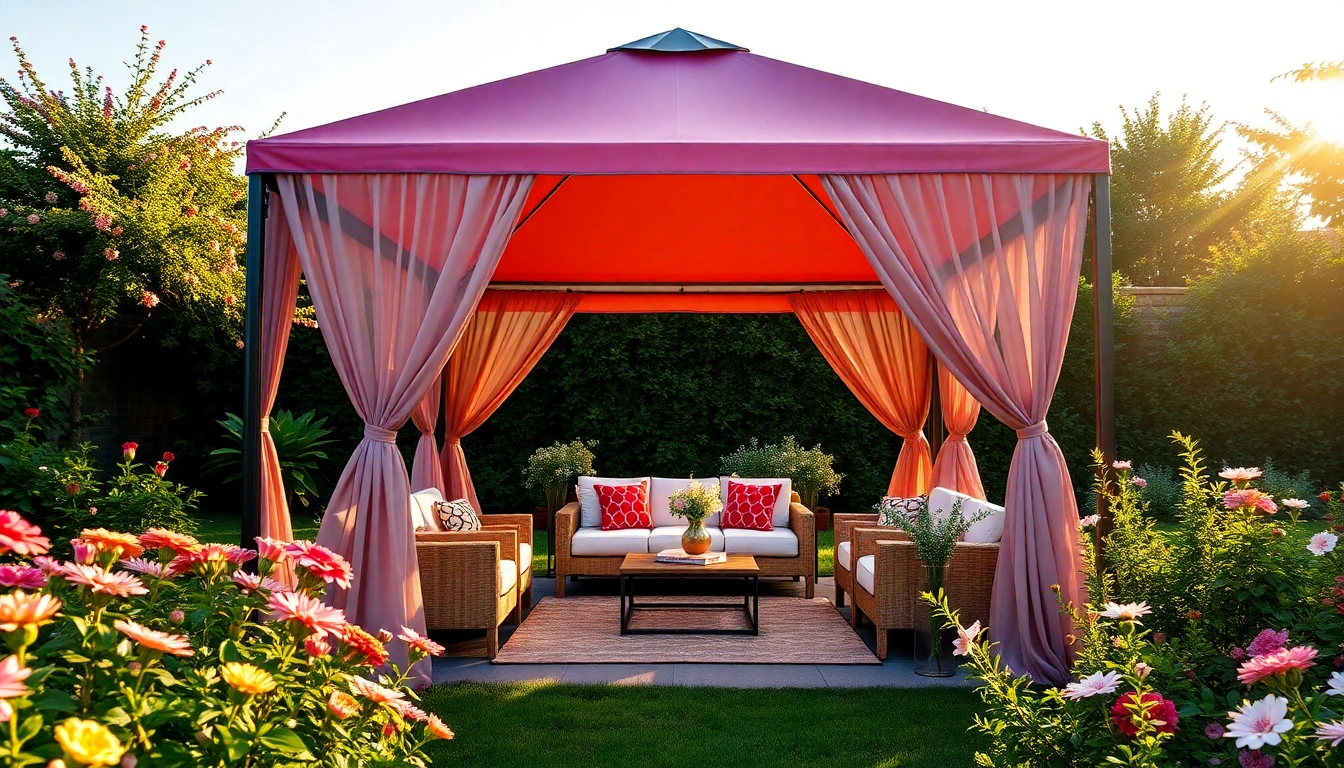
[1091,173,1116,542]
[240,173,268,550]
[926,355,944,461]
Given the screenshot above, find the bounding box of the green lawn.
[419,682,985,768]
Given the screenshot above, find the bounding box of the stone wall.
[1118,286,1189,334]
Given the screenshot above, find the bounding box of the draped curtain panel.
[930,364,987,500]
[275,172,533,686]
[789,291,932,498]
[821,173,1091,685]
[410,379,446,495]
[441,290,580,510]
[259,199,303,546]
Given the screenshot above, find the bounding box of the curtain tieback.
[944,433,968,443]
[363,424,398,443]
[1015,421,1049,439]
[259,421,271,434]
[899,429,927,442]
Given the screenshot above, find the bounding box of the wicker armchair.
[832,513,880,609]
[415,524,525,660]
[848,525,999,660]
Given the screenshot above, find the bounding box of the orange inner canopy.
[491,174,880,312]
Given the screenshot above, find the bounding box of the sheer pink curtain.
[931,365,987,500]
[410,380,445,495]
[822,173,1090,685]
[259,199,303,546]
[276,173,533,686]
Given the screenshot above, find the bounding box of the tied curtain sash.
[821,172,1091,685]
[789,291,932,497]
[441,290,580,511]
[276,172,533,687]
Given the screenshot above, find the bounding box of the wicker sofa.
[554,476,815,598]
[839,487,1004,660]
[409,489,534,659]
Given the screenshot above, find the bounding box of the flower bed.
[933,433,1343,767]
[0,510,452,766]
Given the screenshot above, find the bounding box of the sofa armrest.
[852,526,910,560]
[554,501,580,555]
[415,540,502,627]
[947,542,999,628]
[481,514,533,548]
[788,502,815,576]
[834,514,881,551]
[416,529,518,567]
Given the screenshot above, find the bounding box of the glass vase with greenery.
[878,494,988,676]
[718,436,842,509]
[207,410,335,511]
[667,479,722,554]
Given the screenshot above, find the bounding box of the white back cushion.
[577,476,651,528]
[649,477,722,527]
[410,488,445,532]
[719,477,792,529]
[929,486,1006,543]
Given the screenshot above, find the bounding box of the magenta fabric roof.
[247,36,1109,175]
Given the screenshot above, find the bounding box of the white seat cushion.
[855,555,875,595]
[648,525,726,553]
[519,542,532,574]
[570,527,651,556]
[410,488,446,532]
[836,541,851,572]
[577,476,651,528]
[719,477,792,528]
[498,559,518,596]
[722,528,798,557]
[929,487,1006,543]
[649,477,722,527]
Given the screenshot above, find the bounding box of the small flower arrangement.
[875,495,987,569]
[667,479,721,523]
[522,439,597,509]
[0,510,452,767]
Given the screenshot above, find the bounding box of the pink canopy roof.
[246,32,1108,175]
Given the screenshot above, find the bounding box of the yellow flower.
[53,718,124,767]
[220,662,275,695]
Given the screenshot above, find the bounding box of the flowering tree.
[0,27,249,426]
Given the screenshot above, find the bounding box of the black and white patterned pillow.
[435,498,482,532]
[878,495,925,527]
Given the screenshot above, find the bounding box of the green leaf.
[258,727,315,761]
[28,689,77,714]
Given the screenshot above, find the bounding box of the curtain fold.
[276,172,533,687]
[930,364,987,500]
[789,291,932,497]
[259,198,303,546]
[441,290,579,510]
[410,379,445,495]
[821,172,1091,685]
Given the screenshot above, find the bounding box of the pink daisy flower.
[398,625,446,657]
[1246,629,1288,659]
[0,511,50,556]
[346,674,404,704]
[1314,720,1344,747]
[0,565,46,590]
[1219,467,1263,483]
[231,570,286,595]
[0,655,31,699]
[113,619,193,657]
[267,591,347,638]
[61,563,148,597]
[119,558,170,579]
[1237,645,1317,685]
[254,536,288,562]
[285,541,352,589]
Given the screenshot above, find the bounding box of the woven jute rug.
[493,596,879,665]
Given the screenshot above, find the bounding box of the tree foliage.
[1090,94,1297,285]
[0,28,247,375]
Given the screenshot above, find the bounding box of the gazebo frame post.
[240,172,269,550]
[1091,173,1116,543]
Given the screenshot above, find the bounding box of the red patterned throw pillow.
[720,480,782,531]
[595,482,651,531]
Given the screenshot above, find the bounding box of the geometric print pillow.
[720,481,782,531]
[434,498,482,532]
[877,495,925,527]
[595,482,652,531]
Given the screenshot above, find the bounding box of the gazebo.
[242,28,1113,686]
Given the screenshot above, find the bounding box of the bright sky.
[3,0,1343,161]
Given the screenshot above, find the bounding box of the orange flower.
[80,529,144,560]
[220,662,275,695]
[113,620,193,657]
[338,624,388,667]
[327,690,359,719]
[0,592,61,632]
[138,528,199,554]
[426,713,455,740]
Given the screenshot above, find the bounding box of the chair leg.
[793,575,800,582]
[522,584,533,610]
[486,627,499,660]
[509,600,523,625]
[850,604,862,628]
[836,587,846,608]
[876,627,888,660]
[555,576,565,598]
[805,577,815,599]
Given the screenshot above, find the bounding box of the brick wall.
[1118,286,1188,334]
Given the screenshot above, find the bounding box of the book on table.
[654,548,728,565]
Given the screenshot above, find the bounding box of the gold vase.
[681,520,711,555]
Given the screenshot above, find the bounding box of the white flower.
[1326,671,1344,697]
[1308,533,1337,556]
[1112,460,1132,470]
[1062,670,1122,700]
[1224,695,1293,749]
[1078,514,1100,528]
[1280,498,1310,510]
[1100,602,1152,623]
[952,621,980,656]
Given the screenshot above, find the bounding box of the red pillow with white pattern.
[720,481,782,531]
[595,481,652,531]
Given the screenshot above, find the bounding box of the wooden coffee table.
[618,553,760,636]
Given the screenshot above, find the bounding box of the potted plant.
[878,494,988,677]
[718,436,842,512]
[667,478,722,554]
[523,439,596,574]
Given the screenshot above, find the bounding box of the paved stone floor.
[429,574,974,688]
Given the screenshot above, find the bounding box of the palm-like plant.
[207,410,334,509]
